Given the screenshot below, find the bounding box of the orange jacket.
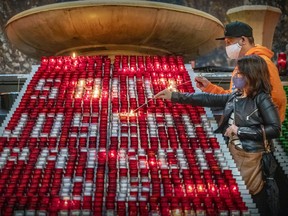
[202,45,287,123]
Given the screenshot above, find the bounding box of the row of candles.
[10,56,186,102]
[1,147,228,174]
[0,147,248,215]
[37,55,186,82]
[2,88,203,150]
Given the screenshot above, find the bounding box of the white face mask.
[226,42,242,59]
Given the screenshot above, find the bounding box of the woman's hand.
[154,88,173,100]
[224,124,239,137]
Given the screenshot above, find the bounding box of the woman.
[155,55,281,215]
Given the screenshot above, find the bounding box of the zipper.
[246,108,258,120]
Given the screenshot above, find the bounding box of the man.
[195,21,287,123]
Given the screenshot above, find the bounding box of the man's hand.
[154,89,173,100]
[194,76,211,90]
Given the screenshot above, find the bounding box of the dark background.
[0,0,287,74]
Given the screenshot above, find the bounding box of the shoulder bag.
[261,125,280,216]
[228,141,264,195]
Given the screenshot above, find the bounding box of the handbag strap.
[261,125,271,153]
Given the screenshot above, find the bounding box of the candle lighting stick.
[131,80,192,114]
[132,98,155,113]
[174,80,191,88]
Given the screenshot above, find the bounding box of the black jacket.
[171,91,281,152]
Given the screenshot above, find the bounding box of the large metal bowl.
[5,0,224,61]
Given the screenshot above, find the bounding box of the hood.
[245,44,274,59]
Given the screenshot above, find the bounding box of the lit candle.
[93,87,100,98]
[129,110,135,117]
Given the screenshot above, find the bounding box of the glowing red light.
[102,91,108,98]
[57,59,63,64]
[109,151,116,158]
[149,159,156,166]
[230,185,238,193]
[64,200,69,206]
[208,183,218,196]
[163,64,168,71]
[187,184,193,193]
[197,184,206,194]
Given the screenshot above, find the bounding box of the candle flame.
[160,78,166,84]
[75,94,81,98]
[167,80,177,92]
[168,85,177,92]
[93,88,100,98]
[78,79,85,87]
[187,185,193,193]
[168,80,175,86]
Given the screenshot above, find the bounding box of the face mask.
[233,76,246,89]
[226,42,242,59]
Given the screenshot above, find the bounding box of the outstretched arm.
[155,89,229,108]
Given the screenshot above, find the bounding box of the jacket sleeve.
[261,55,287,123]
[171,92,229,108]
[203,83,231,94]
[237,94,281,140]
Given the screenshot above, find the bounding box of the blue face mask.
[233,76,246,89]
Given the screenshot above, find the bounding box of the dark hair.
[246,36,254,44]
[237,55,272,97]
